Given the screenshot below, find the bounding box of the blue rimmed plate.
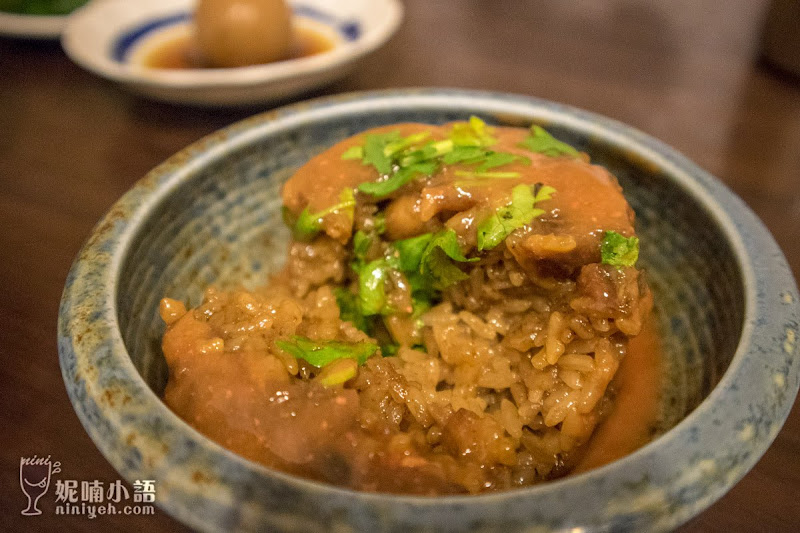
[61,0,402,106]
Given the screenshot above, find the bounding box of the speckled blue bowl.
[58,89,799,532]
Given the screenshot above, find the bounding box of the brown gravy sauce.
[140,24,335,70]
[572,315,663,473]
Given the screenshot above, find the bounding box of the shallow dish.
[0,10,72,39]
[59,89,799,531]
[60,0,402,106]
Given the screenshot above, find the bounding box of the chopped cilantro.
[352,230,372,264]
[291,188,355,241]
[358,161,438,197]
[399,139,454,167]
[356,258,393,315]
[334,287,371,333]
[476,184,556,251]
[395,229,478,289]
[316,361,358,386]
[442,145,486,165]
[600,231,639,267]
[363,132,401,174]
[476,151,522,171]
[384,132,431,158]
[394,232,434,272]
[450,116,497,147]
[346,118,530,198]
[443,146,528,172]
[275,336,378,367]
[341,145,364,160]
[380,342,400,356]
[519,125,579,157]
[374,211,387,235]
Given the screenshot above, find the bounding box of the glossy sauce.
[140,23,335,70]
[572,315,663,472]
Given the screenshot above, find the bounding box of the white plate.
[61,0,403,106]
[0,11,71,39]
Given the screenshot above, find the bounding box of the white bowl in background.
[61,0,403,106]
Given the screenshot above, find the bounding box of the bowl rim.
[60,0,404,89]
[58,88,800,532]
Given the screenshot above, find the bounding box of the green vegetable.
[341,145,364,160]
[600,231,639,267]
[476,184,556,251]
[399,140,453,167]
[443,146,529,173]
[363,132,401,174]
[276,336,378,367]
[373,212,387,235]
[334,287,371,333]
[476,151,523,171]
[519,125,579,158]
[291,188,355,241]
[315,359,358,386]
[441,145,486,165]
[419,229,478,288]
[384,132,432,158]
[394,233,434,272]
[449,116,497,147]
[346,117,527,198]
[394,229,477,289]
[358,161,438,197]
[356,258,393,315]
[352,230,372,264]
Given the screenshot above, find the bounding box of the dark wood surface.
[1,1,798,531]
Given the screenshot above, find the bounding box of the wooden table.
[1,1,798,531]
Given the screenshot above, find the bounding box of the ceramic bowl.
[60,0,402,106]
[58,89,800,532]
[0,6,81,39]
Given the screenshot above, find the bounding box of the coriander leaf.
[352,230,372,264]
[394,232,434,272]
[476,184,555,250]
[334,287,370,333]
[384,131,431,158]
[357,259,391,315]
[316,361,358,386]
[406,270,436,299]
[419,229,478,289]
[442,145,487,165]
[534,184,556,203]
[450,116,497,147]
[424,247,470,288]
[399,139,454,167]
[363,131,401,174]
[290,188,356,241]
[519,125,579,157]
[381,343,400,356]
[358,161,437,197]
[276,336,378,367]
[477,151,520,171]
[293,207,323,241]
[374,211,386,235]
[442,146,527,173]
[341,145,364,160]
[425,228,476,263]
[600,231,639,267]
